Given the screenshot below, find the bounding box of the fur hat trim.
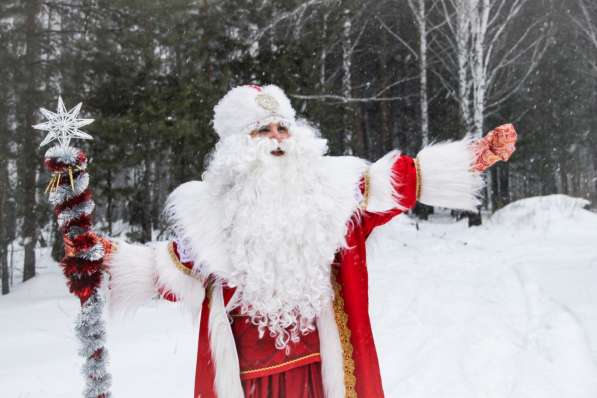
[213,84,296,138]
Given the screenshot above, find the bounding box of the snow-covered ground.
[1,194,596,397]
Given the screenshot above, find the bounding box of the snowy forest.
[0,0,596,296]
[2,2,597,397]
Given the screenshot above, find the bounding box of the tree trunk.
[320,11,329,88]
[591,140,597,198]
[379,99,392,156]
[51,219,63,262]
[558,160,569,194]
[0,114,8,295]
[455,1,473,134]
[498,162,510,208]
[106,170,113,235]
[19,0,42,282]
[416,0,429,147]
[353,104,366,157]
[0,39,9,294]
[378,26,392,157]
[141,157,153,243]
[490,167,498,210]
[467,209,482,227]
[1,245,7,295]
[342,9,353,155]
[414,203,433,220]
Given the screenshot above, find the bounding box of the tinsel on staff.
[34,97,112,398]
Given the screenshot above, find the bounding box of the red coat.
[107,134,485,397]
[168,155,419,398]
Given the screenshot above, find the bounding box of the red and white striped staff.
[34,97,112,398]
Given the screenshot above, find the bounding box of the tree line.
[1,0,596,294]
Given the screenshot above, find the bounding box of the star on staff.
[33,96,94,148]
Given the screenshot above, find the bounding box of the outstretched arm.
[45,147,205,315]
[364,124,517,213]
[106,238,205,315]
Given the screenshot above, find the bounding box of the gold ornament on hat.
[255,93,280,112]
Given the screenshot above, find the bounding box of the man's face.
[249,122,289,157]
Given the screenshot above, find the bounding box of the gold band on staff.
[45,167,77,194]
[68,167,75,191]
[45,174,57,193]
[54,173,61,191]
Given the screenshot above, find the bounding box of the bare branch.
[375,76,420,97]
[290,93,413,103]
[252,0,324,41]
[375,15,419,59]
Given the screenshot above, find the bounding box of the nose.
[271,127,284,143]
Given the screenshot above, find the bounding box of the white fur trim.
[106,240,157,315]
[213,85,296,138]
[164,181,235,279]
[208,284,244,398]
[366,150,406,212]
[317,303,346,398]
[106,240,206,316]
[417,136,484,211]
[154,241,205,316]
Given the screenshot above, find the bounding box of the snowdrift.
[368,194,597,398]
[1,194,596,397]
[490,194,596,230]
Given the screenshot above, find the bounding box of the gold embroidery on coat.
[167,241,202,280]
[414,157,422,200]
[240,353,321,375]
[332,269,357,398]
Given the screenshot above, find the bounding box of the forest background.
[1,0,596,295]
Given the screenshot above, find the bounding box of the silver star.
[33,96,94,148]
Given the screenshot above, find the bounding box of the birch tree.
[375,0,443,154]
[571,0,597,197]
[341,8,354,154]
[439,0,547,138]
[0,16,11,294]
[14,0,43,282]
[406,0,444,147]
[437,0,475,134]
[437,0,548,214]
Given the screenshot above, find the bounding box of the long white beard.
[203,125,347,350]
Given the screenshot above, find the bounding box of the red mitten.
[44,146,111,303]
[472,124,518,172]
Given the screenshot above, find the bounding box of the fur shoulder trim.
[319,155,369,205]
[417,136,484,211]
[366,150,403,212]
[164,181,234,279]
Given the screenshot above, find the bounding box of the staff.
[34,97,112,398]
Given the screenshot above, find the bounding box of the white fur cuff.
[417,136,484,211]
[106,240,157,315]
